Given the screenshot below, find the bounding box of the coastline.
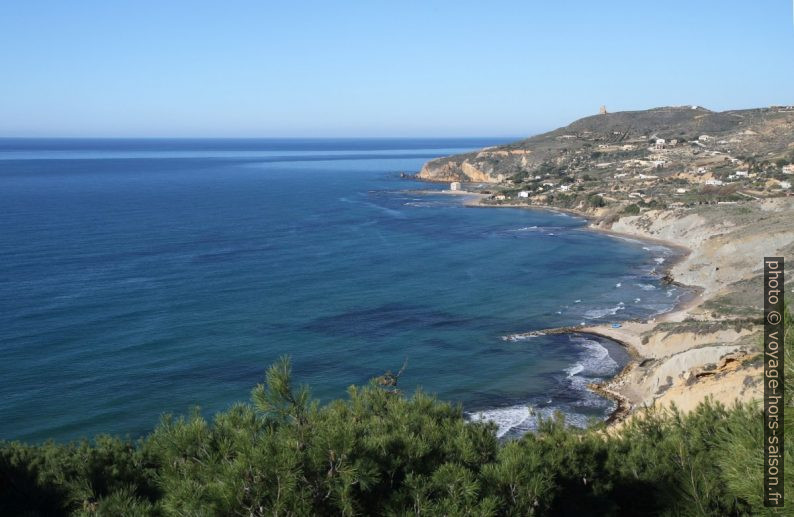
[413,188,789,427]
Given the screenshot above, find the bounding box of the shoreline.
[408,186,774,428]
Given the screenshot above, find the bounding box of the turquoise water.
[0,139,682,441]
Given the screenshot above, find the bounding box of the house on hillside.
[655,139,666,150]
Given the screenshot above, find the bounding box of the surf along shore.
[413,187,794,427]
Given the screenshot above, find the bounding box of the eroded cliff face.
[417,148,536,183]
[417,158,499,183]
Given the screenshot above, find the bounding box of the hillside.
[418,105,794,215]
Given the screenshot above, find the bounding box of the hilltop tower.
[599,105,608,115]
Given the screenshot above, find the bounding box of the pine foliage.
[1,310,791,515]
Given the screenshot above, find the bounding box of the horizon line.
[0,135,527,140]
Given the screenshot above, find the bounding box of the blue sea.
[0,138,683,442]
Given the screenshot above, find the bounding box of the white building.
[518,191,530,198]
[655,138,666,150]
[705,179,724,186]
[676,188,688,194]
[734,170,749,177]
[783,164,794,175]
[780,181,791,190]
[449,181,461,191]
[699,135,714,143]
[559,185,571,192]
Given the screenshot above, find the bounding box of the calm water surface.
[0,138,682,441]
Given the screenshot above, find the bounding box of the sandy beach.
[452,193,794,424]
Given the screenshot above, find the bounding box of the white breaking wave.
[501,332,544,342]
[584,305,625,319]
[654,257,666,264]
[611,235,644,245]
[566,336,619,377]
[468,337,623,438]
[468,405,531,438]
[635,283,658,291]
[467,404,591,437]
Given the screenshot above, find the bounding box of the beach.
[457,191,794,425]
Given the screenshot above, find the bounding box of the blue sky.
[0,1,792,137]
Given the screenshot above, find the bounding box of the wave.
[567,335,619,377]
[501,331,545,342]
[403,201,443,207]
[584,305,625,319]
[468,336,623,437]
[635,283,658,291]
[611,235,645,245]
[467,405,531,438]
[467,403,592,437]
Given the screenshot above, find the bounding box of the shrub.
[623,203,641,215]
[1,311,791,515]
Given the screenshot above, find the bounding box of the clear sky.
[1,1,792,137]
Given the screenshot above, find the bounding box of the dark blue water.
[0,138,682,441]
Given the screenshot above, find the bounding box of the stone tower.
[599,105,608,115]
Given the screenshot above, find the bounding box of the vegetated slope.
[418,105,794,183]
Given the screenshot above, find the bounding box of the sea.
[0,138,684,442]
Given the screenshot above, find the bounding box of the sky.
[0,1,793,137]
